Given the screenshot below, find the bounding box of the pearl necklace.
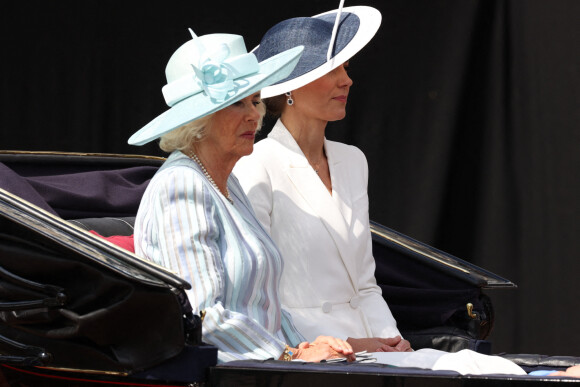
[187,150,234,205]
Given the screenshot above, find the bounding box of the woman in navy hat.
[234,5,412,353]
[129,29,354,363]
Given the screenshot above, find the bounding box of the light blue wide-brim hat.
[253,6,381,98]
[128,31,304,146]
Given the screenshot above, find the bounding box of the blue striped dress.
[134,151,304,363]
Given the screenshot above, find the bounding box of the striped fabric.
[134,151,304,363]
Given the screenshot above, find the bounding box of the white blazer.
[234,120,401,341]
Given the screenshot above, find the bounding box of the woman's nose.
[248,104,261,122]
[338,66,353,88]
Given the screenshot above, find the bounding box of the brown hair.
[263,95,287,118]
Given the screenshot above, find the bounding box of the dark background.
[2,0,579,356]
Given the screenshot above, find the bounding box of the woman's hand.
[283,336,356,362]
[549,365,580,377]
[310,335,354,356]
[292,341,354,362]
[347,336,413,353]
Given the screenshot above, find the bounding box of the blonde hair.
[159,99,267,153]
[159,114,213,153]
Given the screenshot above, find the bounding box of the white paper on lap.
[432,349,527,375]
[371,348,526,375]
[372,348,446,369]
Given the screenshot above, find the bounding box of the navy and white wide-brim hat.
[254,6,381,99]
[128,31,303,146]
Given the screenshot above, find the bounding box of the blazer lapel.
[269,122,359,290]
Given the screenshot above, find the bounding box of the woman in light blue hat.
[129,30,354,363]
[234,4,412,353]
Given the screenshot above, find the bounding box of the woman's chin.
[239,143,255,157]
[329,112,347,122]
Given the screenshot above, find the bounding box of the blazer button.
[349,296,360,309]
[321,302,332,313]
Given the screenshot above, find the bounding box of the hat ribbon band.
[162,52,259,106]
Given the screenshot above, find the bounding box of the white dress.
[234,120,401,341]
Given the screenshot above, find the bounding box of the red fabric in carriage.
[89,230,135,253]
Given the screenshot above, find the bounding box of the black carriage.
[0,151,577,386]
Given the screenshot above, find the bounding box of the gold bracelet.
[282,344,294,361]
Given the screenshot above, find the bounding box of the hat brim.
[257,6,381,99]
[128,45,303,146]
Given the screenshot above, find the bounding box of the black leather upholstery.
[69,217,135,236]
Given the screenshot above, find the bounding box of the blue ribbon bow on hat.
[161,30,260,107]
[190,29,236,102]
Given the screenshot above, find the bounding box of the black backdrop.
[2,0,579,356]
